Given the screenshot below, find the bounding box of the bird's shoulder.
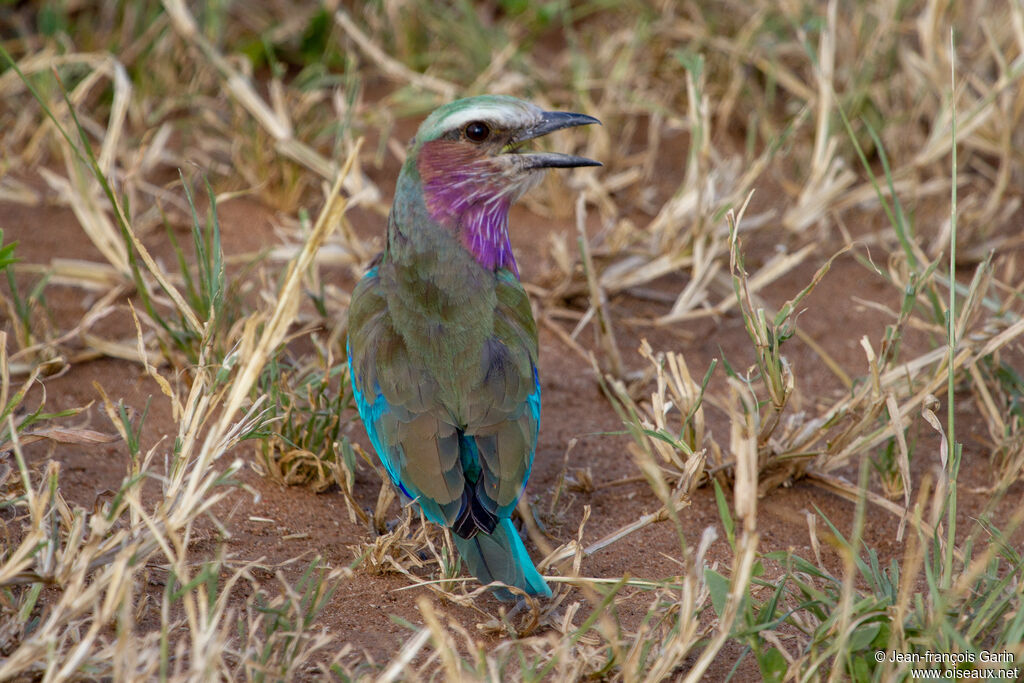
[348,263,387,338]
[348,263,430,405]
[492,269,538,359]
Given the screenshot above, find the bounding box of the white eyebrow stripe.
[437,103,543,134]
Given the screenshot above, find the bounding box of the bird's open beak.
[513,111,602,169]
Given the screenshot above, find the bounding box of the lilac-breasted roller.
[347,95,599,599]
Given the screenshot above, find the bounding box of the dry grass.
[2,0,1024,679]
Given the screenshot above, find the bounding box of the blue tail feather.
[452,518,551,601]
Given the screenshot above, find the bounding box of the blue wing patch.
[347,344,415,502]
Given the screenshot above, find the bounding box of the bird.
[346,95,600,600]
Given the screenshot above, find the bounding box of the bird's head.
[395,95,600,273]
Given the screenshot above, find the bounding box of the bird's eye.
[464,121,491,142]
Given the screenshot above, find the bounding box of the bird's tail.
[452,518,551,601]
